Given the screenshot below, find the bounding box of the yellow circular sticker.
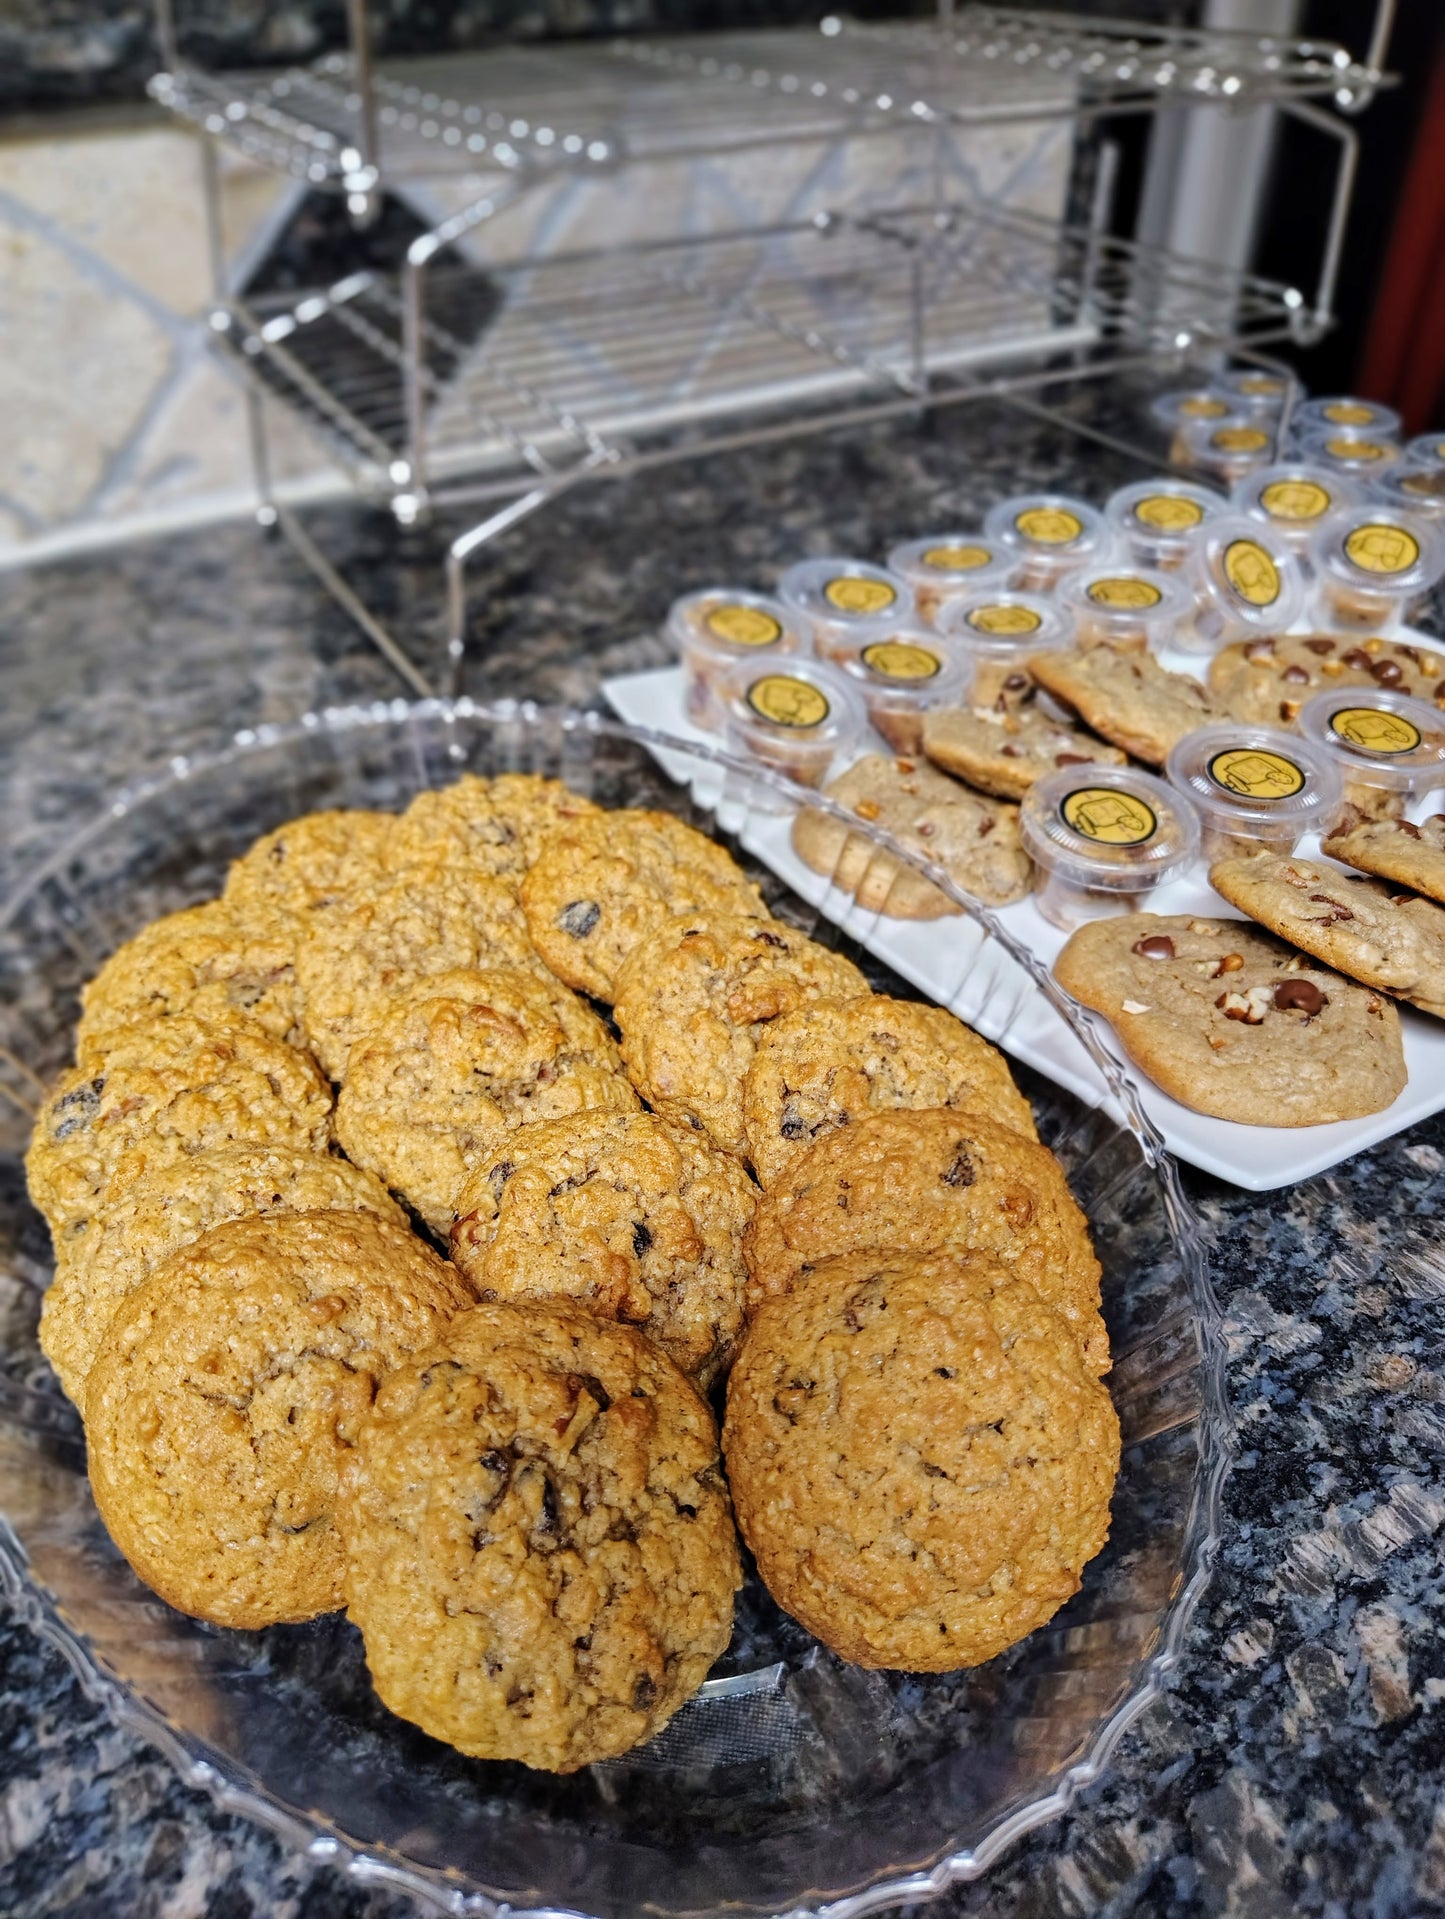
[1133,493,1204,533]
[1326,437,1390,461]
[823,576,896,616]
[1061,788,1158,847]
[746,674,830,729]
[1343,522,1421,575]
[1328,706,1423,755]
[1237,375,1285,397]
[1223,538,1282,607]
[861,641,941,682]
[705,603,782,648]
[1324,402,1375,426]
[1259,479,1331,522]
[1015,506,1083,546]
[1212,426,1270,454]
[1207,747,1305,800]
[1180,396,1229,419]
[1403,470,1445,500]
[920,543,992,572]
[1086,577,1164,610]
[966,603,1043,636]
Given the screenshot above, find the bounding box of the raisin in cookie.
[1029,646,1227,765]
[922,699,1126,802]
[39,1143,404,1407]
[1322,814,1445,905]
[335,968,637,1233]
[1210,851,1445,1019]
[451,1109,755,1386]
[520,809,768,1002]
[338,1298,740,1771]
[745,1107,1107,1373]
[25,1015,332,1249]
[724,1251,1119,1672]
[791,754,1032,917]
[75,899,300,1064]
[224,808,394,933]
[613,915,868,1159]
[389,774,601,881]
[1208,633,1445,729]
[743,993,1038,1187]
[1054,914,1405,1126]
[86,1211,473,1629]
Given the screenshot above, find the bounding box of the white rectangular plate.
[603,662,1445,1191]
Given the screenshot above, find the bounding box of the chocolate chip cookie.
[724,1251,1120,1671]
[1208,633,1445,729]
[1029,645,1228,765]
[450,1108,755,1386]
[1322,813,1445,905]
[86,1211,474,1628]
[389,774,601,881]
[1054,913,1406,1126]
[338,1298,740,1771]
[335,968,637,1233]
[613,915,869,1158]
[743,993,1038,1188]
[922,698,1126,802]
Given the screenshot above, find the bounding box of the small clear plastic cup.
[1210,367,1301,414]
[1185,515,1306,654]
[934,591,1073,706]
[777,557,913,655]
[1297,688,1445,820]
[667,587,809,734]
[1105,478,1228,573]
[828,630,971,754]
[1166,723,1343,863]
[1059,564,1192,652]
[1292,396,1402,444]
[1368,462,1445,526]
[1178,417,1277,484]
[1405,432,1445,468]
[982,494,1109,592]
[1230,463,1357,556]
[1020,765,1200,931]
[720,657,866,804]
[1309,506,1444,634]
[885,535,1015,621]
[1294,429,1403,479]
[1149,388,1236,463]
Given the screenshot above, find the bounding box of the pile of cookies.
[25,774,1119,1772]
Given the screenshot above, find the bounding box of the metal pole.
[444,484,559,697]
[402,250,428,505]
[155,0,180,71]
[278,507,435,697]
[1278,99,1359,344]
[344,0,380,223]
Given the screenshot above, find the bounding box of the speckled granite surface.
[4,396,1445,1917]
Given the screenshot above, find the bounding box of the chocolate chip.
[1001,744,1022,758]
[1274,978,1327,1014]
[978,818,995,837]
[1371,659,1405,687]
[1003,673,1029,691]
[1282,665,1310,684]
[941,1148,976,1188]
[1342,648,1373,671]
[1309,893,1355,923]
[558,900,600,938]
[1132,934,1176,959]
[1396,820,1422,838]
[1304,638,1335,655]
[1244,639,1276,661]
[1055,752,1091,766]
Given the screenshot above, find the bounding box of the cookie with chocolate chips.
[1208,633,1445,729]
[922,693,1127,802]
[1054,913,1405,1126]
[1027,645,1228,765]
[1322,813,1445,906]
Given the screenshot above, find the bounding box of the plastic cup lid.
[1406,433,1445,468]
[778,557,912,630]
[1211,368,1299,409]
[886,535,1013,590]
[668,587,806,657]
[1294,396,1402,440]
[933,590,1072,657]
[1311,506,1444,596]
[983,494,1106,559]
[722,656,867,746]
[1166,723,1342,829]
[1191,515,1306,631]
[1106,479,1227,545]
[1181,417,1276,465]
[1295,428,1402,472]
[1149,389,1236,429]
[832,631,970,705]
[1060,564,1191,628]
[1231,464,1355,534]
[1020,765,1200,892]
[1297,688,1445,789]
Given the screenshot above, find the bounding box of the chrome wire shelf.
[149,9,1388,193]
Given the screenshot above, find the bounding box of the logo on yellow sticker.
[1086,577,1164,610]
[1133,493,1204,533]
[705,603,783,648]
[823,576,897,616]
[1212,426,1270,454]
[1207,747,1305,800]
[1328,707,1424,755]
[1403,471,1445,500]
[1015,506,1083,546]
[1223,538,1281,607]
[966,603,1043,636]
[745,675,830,729]
[1259,479,1331,523]
[1179,396,1229,419]
[1343,522,1421,575]
[1325,437,1390,461]
[920,543,993,572]
[861,641,941,682]
[1324,402,1375,426]
[1061,787,1158,847]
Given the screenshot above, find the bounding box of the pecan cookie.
[86,1211,473,1628]
[224,808,394,933]
[39,1143,404,1407]
[724,1251,1119,1671]
[922,698,1126,802]
[613,915,868,1159]
[75,899,300,1064]
[335,968,637,1233]
[1210,851,1445,1018]
[389,773,601,881]
[520,809,768,1001]
[1322,813,1445,905]
[791,754,1032,917]
[1208,633,1445,729]
[25,1014,332,1248]
[745,1107,1107,1373]
[297,856,542,1079]
[743,993,1038,1188]
[338,1298,740,1771]
[1028,645,1227,765]
[451,1109,755,1386]
[1054,914,1405,1126]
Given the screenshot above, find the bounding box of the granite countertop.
[4,397,1445,1919]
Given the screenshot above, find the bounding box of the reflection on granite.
[3,398,1445,1917]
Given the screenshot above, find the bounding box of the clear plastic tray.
[0,701,1224,1919]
